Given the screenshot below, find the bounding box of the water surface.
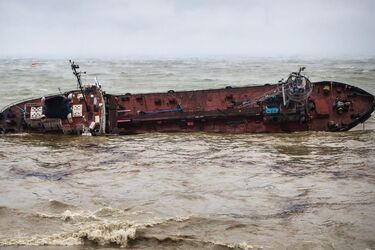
[0,58,374,250]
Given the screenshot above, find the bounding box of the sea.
[0,58,374,250]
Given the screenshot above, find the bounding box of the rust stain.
[0,65,374,135]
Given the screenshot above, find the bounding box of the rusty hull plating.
[0,64,374,136]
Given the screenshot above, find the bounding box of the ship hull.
[105,81,374,134]
[1,81,374,135]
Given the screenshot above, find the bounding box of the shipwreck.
[0,61,374,135]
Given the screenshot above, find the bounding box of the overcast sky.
[0,0,374,58]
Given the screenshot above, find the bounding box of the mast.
[69,60,90,111]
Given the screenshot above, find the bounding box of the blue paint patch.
[265,106,279,114]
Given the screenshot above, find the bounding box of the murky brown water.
[0,58,375,250]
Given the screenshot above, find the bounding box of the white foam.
[228,241,258,249]
[0,233,82,247]
[76,223,137,247]
[0,222,137,247]
[61,210,98,222]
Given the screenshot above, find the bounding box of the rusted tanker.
[0,61,374,135]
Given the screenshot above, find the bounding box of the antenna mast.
[69,60,90,111]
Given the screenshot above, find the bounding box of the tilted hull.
[106,81,374,134]
[0,85,106,135]
[1,80,374,135]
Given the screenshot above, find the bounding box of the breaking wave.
[0,214,258,249]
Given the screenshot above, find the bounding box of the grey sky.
[0,0,374,58]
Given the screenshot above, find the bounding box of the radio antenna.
[69,60,89,111]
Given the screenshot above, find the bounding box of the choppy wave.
[0,214,259,249]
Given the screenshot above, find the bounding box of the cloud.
[0,0,374,58]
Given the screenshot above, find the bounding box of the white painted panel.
[95,115,100,123]
[72,104,83,117]
[30,106,43,120]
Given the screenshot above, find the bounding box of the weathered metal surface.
[0,65,374,135]
[105,81,374,134]
[0,85,105,135]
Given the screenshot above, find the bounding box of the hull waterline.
[0,66,374,136]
